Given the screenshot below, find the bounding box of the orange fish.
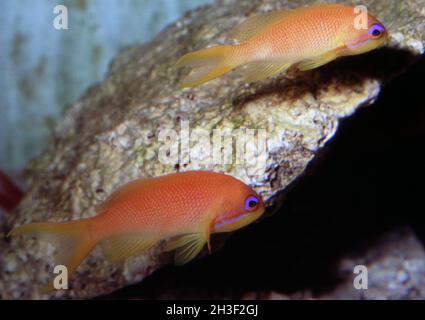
[9,171,265,283]
[177,3,388,87]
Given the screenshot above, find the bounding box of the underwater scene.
[1,0,425,307]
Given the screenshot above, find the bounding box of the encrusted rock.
[1,0,424,299]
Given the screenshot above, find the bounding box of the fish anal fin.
[237,60,291,82]
[230,10,291,42]
[296,48,344,71]
[101,233,157,263]
[164,233,207,266]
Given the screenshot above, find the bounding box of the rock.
[1,0,424,299]
[317,227,425,300]
[238,228,425,300]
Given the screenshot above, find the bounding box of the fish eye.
[244,195,259,211]
[369,24,385,38]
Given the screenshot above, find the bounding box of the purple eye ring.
[244,195,259,211]
[369,24,385,37]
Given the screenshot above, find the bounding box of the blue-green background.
[0,0,212,171]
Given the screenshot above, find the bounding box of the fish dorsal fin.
[164,233,207,265]
[237,60,291,82]
[230,10,292,42]
[95,179,152,213]
[101,233,157,262]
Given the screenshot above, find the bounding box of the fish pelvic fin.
[101,233,158,263]
[176,45,240,88]
[237,60,291,82]
[164,233,208,266]
[8,219,96,292]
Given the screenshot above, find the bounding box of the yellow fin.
[101,233,157,262]
[296,50,342,71]
[177,45,236,88]
[230,10,291,42]
[237,60,291,82]
[164,233,206,266]
[8,220,94,276]
[8,220,95,294]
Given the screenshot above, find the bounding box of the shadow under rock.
[99,52,425,299]
[233,47,417,107]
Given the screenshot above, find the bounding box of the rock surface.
[1,0,424,299]
[249,227,425,300]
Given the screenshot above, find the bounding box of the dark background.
[103,52,425,299]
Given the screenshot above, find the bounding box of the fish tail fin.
[8,219,97,292]
[176,45,241,88]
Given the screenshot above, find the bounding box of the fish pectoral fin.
[101,233,157,263]
[164,233,207,266]
[296,50,342,71]
[237,60,291,82]
[230,10,291,42]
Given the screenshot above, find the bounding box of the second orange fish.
[177,3,388,87]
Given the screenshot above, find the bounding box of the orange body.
[93,171,263,239]
[10,171,265,289]
[177,3,388,87]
